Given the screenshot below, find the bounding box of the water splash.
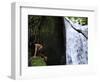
[64,18,88,64]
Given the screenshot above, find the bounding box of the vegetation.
[30,57,46,66]
[66,16,88,25]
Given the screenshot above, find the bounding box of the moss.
[31,56,46,66]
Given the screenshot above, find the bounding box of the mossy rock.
[31,56,46,66]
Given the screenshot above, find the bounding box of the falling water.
[64,18,88,65]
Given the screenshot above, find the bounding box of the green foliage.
[31,57,46,66]
[66,16,88,25]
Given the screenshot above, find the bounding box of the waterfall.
[64,18,88,65]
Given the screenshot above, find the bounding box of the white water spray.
[64,18,88,64]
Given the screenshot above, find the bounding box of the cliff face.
[28,15,66,66]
